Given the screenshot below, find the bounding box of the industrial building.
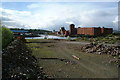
[56,27,69,36]
[70,24,113,36]
[56,24,113,36]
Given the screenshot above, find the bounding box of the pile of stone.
[2,39,49,80]
[81,42,120,56]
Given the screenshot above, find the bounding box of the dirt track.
[26,39,118,78]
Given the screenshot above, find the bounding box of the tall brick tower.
[69,24,75,35]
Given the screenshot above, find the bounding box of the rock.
[98,52,101,55]
[81,42,120,56]
[58,69,62,72]
[66,75,69,78]
[40,67,43,70]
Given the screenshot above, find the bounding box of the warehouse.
[69,24,113,36]
[56,24,113,36]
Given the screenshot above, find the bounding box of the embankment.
[2,39,48,79]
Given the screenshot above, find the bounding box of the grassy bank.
[2,26,13,48]
[73,34,120,44]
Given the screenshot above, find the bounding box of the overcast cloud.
[0,2,118,30]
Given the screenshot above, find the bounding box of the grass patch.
[73,35,119,44]
[31,47,57,58]
[26,39,45,42]
[26,43,40,47]
[26,42,57,58]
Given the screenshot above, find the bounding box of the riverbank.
[2,39,48,79]
[26,39,118,78]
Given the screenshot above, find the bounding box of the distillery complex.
[56,24,113,36]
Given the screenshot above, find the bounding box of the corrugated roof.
[11,30,29,33]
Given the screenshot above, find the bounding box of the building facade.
[69,24,113,36]
[69,24,77,35]
[57,27,70,36]
[77,27,113,36]
[56,24,113,36]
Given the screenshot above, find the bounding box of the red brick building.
[60,27,66,35]
[69,24,113,36]
[77,27,113,36]
[77,27,102,36]
[101,27,113,35]
[56,27,70,36]
[64,30,69,37]
[69,24,77,35]
[56,24,113,36]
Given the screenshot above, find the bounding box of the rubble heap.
[2,40,48,80]
[82,42,120,56]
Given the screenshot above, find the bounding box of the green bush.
[2,26,13,48]
[0,26,2,50]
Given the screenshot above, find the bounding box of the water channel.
[25,35,77,39]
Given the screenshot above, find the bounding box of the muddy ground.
[26,39,118,78]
